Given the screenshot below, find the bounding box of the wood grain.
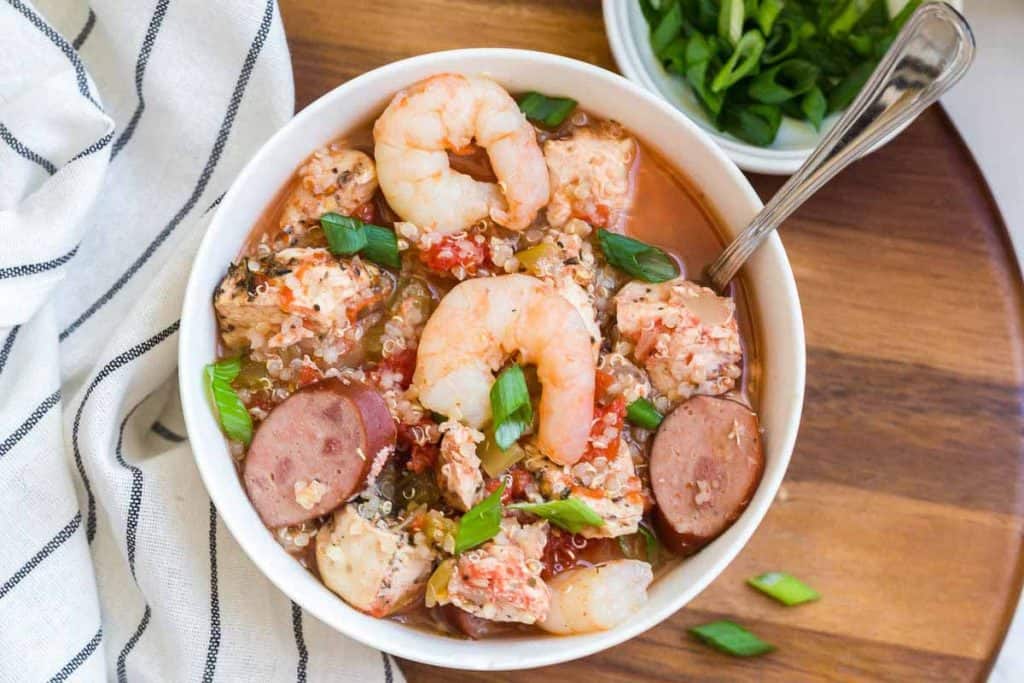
[278,1,1024,680]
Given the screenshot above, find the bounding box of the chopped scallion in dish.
[597,229,680,283]
[204,357,252,445]
[321,213,400,268]
[454,483,505,554]
[508,498,604,534]
[490,364,533,450]
[517,91,578,127]
[626,398,664,429]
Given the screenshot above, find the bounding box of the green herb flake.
[690,620,775,657]
[454,483,505,554]
[748,571,821,606]
[597,229,680,283]
[204,358,253,445]
[490,364,533,451]
[508,497,604,534]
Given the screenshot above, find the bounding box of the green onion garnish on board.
[453,483,505,554]
[517,92,578,128]
[689,620,775,657]
[321,213,400,269]
[597,229,680,283]
[490,364,533,451]
[626,398,664,430]
[204,357,252,445]
[507,498,604,534]
[748,571,821,606]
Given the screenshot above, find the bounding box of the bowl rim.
[179,47,806,670]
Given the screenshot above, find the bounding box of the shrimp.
[373,73,549,234]
[411,274,595,466]
[538,559,653,635]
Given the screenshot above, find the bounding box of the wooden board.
[279,1,1024,680]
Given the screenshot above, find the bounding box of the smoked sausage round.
[649,396,764,556]
[243,379,395,528]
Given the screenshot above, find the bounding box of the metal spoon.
[705,2,975,293]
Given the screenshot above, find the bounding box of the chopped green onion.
[321,213,400,269]
[748,571,821,606]
[828,59,875,112]
[508,498,603,534]
[722,102,782,147]
[597,229,680,283]
[690,620,775,657]
[517,92,578,128]
[762,18,800,65]
[828,0,876,37]
[362,224,401,268]
[638,521,659,563]
[454,483,504,553]
[756,0,784,35]
[801,87,827,130]
[490,365,533,451]
[626,398,664,430]
[717,0,744,47]
[711,30,765,94]
[748,59,820,105]
[651,1,684,56]
[204,358,253,445]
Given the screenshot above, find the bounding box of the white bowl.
[603,0,963,174]
[179,48,806,671]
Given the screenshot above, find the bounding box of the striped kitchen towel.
[0,1,401,680]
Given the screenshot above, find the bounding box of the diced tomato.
[378,348,417,390]
[483,466,533,504]
[581,396,627,462]
[352,200,377,224]
[507,467,533,502]
[296,365,320,387]
[406,443,439,474]
[419,235,486,274]
[595,369,615,397]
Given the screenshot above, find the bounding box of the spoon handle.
[706,2,975,293]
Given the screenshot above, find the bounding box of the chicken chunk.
[615,278,742,402]
[446,518,550,624]
[316,505,435,617]
[279,147,378,237]
[436,420,485,511]
[544,122,635,229]
[214,247,390,361]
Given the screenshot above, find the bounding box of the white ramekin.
[179,48,805,671]
[603,0,964,175]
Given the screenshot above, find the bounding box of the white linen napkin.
[0,1,402,680]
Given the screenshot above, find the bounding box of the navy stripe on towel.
[7,0,98,106]
[111,0,170,158]
[292,602,309,683]
[72,8,96,50]
[0,326,20,378]
[49,625,102,682]
[0,512,81,600]
[71,321,179,542]
[202,501,222,683]
[0,122,57,175]
[59,0,275,342]
[151,421,187,443]
[117,605,151,683]
[0,246,80,280]
[382,653,394,683]
[0,389,61,460]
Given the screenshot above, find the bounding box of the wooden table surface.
[280,1,1024,680]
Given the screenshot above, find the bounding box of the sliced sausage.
[649,396,764,556]
[243,379,395,528]
[440,605,516,639]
